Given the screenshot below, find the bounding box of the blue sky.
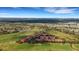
[0,7,79,18]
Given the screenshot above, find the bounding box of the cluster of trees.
[0,23,50,35]
[0,23,32,34]
[52,23,79,35]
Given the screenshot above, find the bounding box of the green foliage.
[0,23,79,51]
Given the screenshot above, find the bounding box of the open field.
[0,31,74,51]
[0,22,79,51]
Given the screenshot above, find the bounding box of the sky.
[0,7,79,18]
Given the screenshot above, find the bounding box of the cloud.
[0,13,9,15]
[0,12,11,17]
[11,7,18,8]
[44,7,76,14]
[11,7,22,9]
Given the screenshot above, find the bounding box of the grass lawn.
[48,29,78,41]
[15,43,73,51]
[73,44,79,48]
[0,29,78,51]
